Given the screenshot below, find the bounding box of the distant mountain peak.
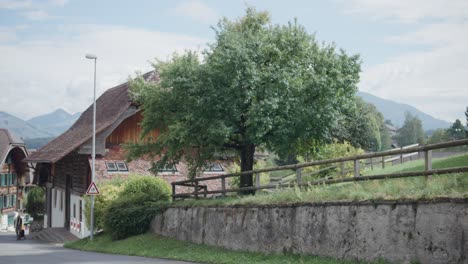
[357,91,451,130]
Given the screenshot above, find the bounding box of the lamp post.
[85,53,97,240]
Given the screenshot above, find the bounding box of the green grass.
[173,154,468,207]
[65,232,384,264]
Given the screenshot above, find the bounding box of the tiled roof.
[25,71,157,163]
[0,128,24,165]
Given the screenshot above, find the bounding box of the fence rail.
[171,139,468,200]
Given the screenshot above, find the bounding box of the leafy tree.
[448,119,465,140]
[25,186,45,220]
[128,8,360,193]
[428,128,449,144]
[335,98,390,151]
[396,112,426,146]
[466,107,468,137]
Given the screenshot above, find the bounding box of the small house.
[25,72,225,238]
[0,128,31,229]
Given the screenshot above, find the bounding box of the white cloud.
[22,9,53,20]
[0,25,208,119]
[48,0,68,7]
[340,0,468,23]
[0,0,33,9]
[339,0,468,122]
[172,0,219,24]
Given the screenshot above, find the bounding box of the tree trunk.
[239,143,255,195]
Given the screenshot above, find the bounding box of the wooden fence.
[171,139,468,200]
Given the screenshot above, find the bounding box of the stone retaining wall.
[151,199,468,264]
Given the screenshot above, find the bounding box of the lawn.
[173,154,468,207]
[65,232,385,264]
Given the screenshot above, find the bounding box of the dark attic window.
[105,162,117,172]
[204,162,224,172]
[116,161,128,172]
[158,164,177,173]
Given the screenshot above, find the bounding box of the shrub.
[120,175,171,202]
[302,141,364,180]
[104,196,167,240]
[84,180,124,231]
[104,175,171,240]
[25,186,45,220]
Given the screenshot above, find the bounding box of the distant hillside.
[23,137,55,150]
[28,108,81,136]
[358,91,451,130]
[0,111,53,139]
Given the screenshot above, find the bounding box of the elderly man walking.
[14,210,24,240]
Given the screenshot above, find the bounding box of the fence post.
[255,173,261,194]
[425,150,432,180]
[370,158,373,170]
[354,159,360,177]
[296,168,302,185]
[221,176,226,197]
[195,180,199,199]
[171,183,176,202]
[381,156,385,169]
[400,147,404,164]
[203,186,207,198]
[340,162,345,176]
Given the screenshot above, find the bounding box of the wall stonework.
[151,199,468,264]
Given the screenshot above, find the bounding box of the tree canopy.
[128,8,361,191]
[396,112,426,146]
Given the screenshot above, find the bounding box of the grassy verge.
[65,232,384,264]
[173,154,468,207]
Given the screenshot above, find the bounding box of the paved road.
[0,231,194,264]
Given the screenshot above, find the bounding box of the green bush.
[104,176,171,240]
[104,196,167,240]
[120,175,171,202]
[25,186,45,220]
[301,141,364,180]
[84,180,124,231]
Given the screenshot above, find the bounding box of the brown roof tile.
[0,128,24,165]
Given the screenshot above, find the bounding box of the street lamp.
[85,53,97,240]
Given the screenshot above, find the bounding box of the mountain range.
[0,109,80,141]
[0,92,453,148]
[357,92,452,130]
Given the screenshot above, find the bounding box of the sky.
[0,0,467,124]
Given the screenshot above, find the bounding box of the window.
[116,161,128,172]
[11,194,15,207]
[79,200,82,222]
[0,174,4,186]
[54,190,57,208]
[0,196,3,209]
[4,196,8,208]
[158,164,177,173]
[204,162,224,172]
[106,162,118,172]
[60,191,63,212]
[73,203,76,218]
[106,161,129,172]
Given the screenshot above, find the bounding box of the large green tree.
[128,8,360,192]
[396,112,426,146]
[335,98,391,151]
[448,119,466,140]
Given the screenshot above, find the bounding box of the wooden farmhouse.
[0,128,32,229]
[25,72,225,238]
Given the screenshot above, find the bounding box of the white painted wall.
[0,214,7,229]
[69,194,90,238]
[50,188,65,228]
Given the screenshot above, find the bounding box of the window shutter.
[0,196,3,209]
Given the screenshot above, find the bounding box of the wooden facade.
[106,112,159,146]
[0,146,28,214]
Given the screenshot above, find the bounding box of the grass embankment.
[174,154,468,207]
[66,233,385,264]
